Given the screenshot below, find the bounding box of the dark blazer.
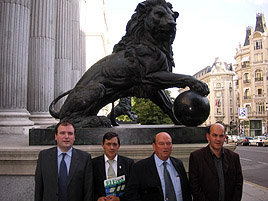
[35,147,93,201]
[189,145,243,201]
[122,154,192,201]
[92,154,134,200]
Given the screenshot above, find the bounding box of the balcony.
[243,79,251,84]
[255,77,263,82]
[255,94,264,99]
[244,96,251,100]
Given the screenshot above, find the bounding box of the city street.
[235,146,268,188]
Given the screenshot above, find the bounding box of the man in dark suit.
[122,132,192,201]
[35,121,93,201]
[93,132,134,201]
[189,123,243,201]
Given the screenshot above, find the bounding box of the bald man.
[122,132,192,201]
[189,123,243,201]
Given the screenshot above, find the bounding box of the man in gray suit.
[35,121,93,201]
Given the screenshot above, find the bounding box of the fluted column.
[71,0,81,87]
[54,0,73,110]
[0,0,34,134]
[27,0,58,126]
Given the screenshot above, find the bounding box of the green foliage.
[132,90,174,125]
[116,90,174,125]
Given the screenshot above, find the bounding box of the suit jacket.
[122,154,192,201]
[35,147,93,201]
[92,154,134,200]
[189,145,243,201]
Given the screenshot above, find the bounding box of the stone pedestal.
[29,125,208,145]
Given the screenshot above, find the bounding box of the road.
[235,145,268,188]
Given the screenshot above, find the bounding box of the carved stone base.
[29,125,207,145]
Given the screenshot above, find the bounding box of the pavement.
[0,134,268,201]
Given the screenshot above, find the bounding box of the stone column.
[54,0,72,110]
[71,0,82,87]
[27,0,58,127]
[0,0,34,134]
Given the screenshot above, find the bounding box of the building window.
[254,53,263,63]
[245,104,251,114]
[243,73,250,83]
[255,70,263,81]
[244,89,250,99]
[254,40,262,50]
[256,102,265,114]
[215,83,221,89]
[242,61,250,68]
[257,88,262,95]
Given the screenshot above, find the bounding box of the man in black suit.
[189,123,243,201]
[123,132,192,201]
[35,121,93,201]
[93,132,134,201]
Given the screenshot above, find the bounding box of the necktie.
[59,153,67,201]
[108,160,116,179]
[163,162,177,201]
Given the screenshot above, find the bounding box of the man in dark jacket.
[93,132,134,201]
[123,132,192,201]
[189,123,243,201]
[35,121,93,201]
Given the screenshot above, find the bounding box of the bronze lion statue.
[49,0,209,128]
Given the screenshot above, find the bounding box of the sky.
[104,0,268,77]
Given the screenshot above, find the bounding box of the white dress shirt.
[104,154,118,179]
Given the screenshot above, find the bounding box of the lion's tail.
[49,90,72,119]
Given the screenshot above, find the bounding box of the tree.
[117,90,174,125]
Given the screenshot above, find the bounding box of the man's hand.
[97,197,108,201]
[106,195,120,201]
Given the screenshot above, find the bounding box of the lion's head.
[113,0,179,71]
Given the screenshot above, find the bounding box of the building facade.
[0,0,109,134]
[235,13,268,136]
[192,58,236,133]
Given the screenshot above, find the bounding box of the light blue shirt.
[57,147,72,176]
[154,154,183,201]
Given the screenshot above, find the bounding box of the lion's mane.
[113,0,178,72]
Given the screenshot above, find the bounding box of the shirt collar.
[209,146,224,158]
[154,153,171,167]
[104,154,118,162]
[57,147,73,158]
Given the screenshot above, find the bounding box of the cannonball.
[172,90,210,126]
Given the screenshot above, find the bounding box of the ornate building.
[192,57,236,133]
[235,13,268,136]
[0,0,109,134]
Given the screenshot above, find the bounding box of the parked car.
[236,137,250,146]
[246,137,254,145]
[250,136,268,146]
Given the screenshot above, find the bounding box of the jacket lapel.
[204,146,218,176]
[67,148,79,186]
[117,155,124,176]
[50,147,59,192]
[99,155,106,181]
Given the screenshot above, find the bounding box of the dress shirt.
[104,155,118,179]
[210,147,225,201]
[154,154,183,201]
[57,147,72,175]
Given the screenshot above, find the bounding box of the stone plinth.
[29,125,208,145]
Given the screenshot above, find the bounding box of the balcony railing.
[244,96,251,99]
[255,77,263,82]
[243,79,251,84]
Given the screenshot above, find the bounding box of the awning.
[241,56,249,62]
